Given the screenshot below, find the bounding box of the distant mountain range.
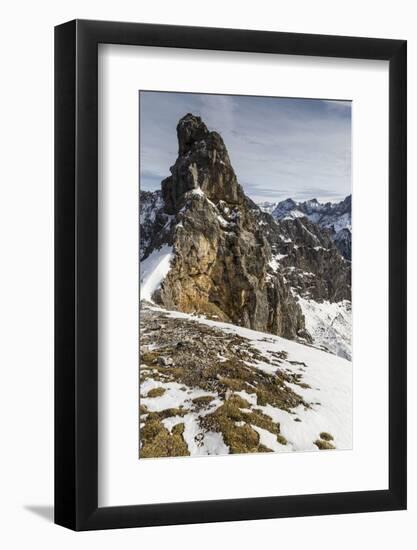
[258,196,351,260]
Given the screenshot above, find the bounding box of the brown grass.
[314,439,335,450]
[146,387,166,398]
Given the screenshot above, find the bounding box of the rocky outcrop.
[161,114,246,213]
[272,217,351,303]
[146,113,308,341]
[244,206,351,303]
[333,227,351,261]
[140,190,172,260]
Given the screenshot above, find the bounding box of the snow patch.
[269,254,287,272]
[182,415,229,456]
[252,425,291,452]
[283,209,305,220]
[189,187,205,197]
[140,245,173,302]
[217,214,229,228]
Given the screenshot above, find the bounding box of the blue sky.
[139,91,351,204]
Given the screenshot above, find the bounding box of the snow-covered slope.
[271,198,304,220]
[257,201,279,215]
[140,305,352,456]
[297,297,352,360]
[140,244,173,302]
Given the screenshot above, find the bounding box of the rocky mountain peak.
[339,194,351,211]
[177,113,209,155]
[282,198,297,208]
[162,113,244,214]
[272,198,298,218]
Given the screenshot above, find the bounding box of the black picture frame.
[55,19,407,531]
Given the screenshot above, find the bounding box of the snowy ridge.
[270,195,351,233]
[257,201,279,215]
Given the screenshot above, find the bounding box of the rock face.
[333,227,351,261]
[140,190,173,260]
[161,114,246,213]
[143,114,307,341]
[140,113,351,345]
[268,195,352,260]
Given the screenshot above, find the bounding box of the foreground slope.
[140,304,352,458]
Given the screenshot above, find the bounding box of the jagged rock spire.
[177,113,209,155]
[162,113,244,214]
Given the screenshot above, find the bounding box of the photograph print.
[139,91,352,459]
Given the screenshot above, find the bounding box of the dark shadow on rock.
[24,505,54,523]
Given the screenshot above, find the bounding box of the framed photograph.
[55,19,407,530]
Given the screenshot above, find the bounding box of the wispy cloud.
[139,91,351,203]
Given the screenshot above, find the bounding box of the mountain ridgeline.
[259,194,352,260]
[140,113,351,352]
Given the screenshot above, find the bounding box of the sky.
[139,91,351,204]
